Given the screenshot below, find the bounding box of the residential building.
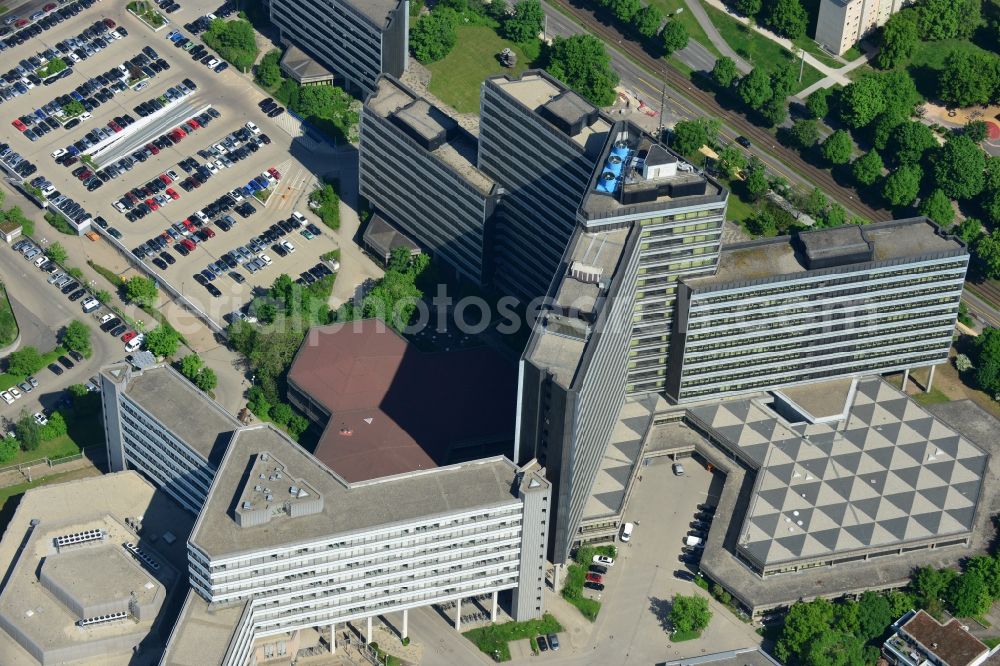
[815,0,904,55]
[668,218,968,403]
[516,119,728,562]
[0,472,193,666]
[360,76,501,284]
[884,610,1000,666]
[478,71,612,302]
[100,363,549,665]
[269,0,408,95]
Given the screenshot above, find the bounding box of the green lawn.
[672,629,703,641]
[984,637,1000,649]
[0,285,17,347]
[648,0,723,60]
[907,38,993,71]
[463,613,562,662]
[721,180,757,222]
[703,5,822,93]
[0,346,65,391]
[791,36,844,69]
[842,45,863,61]
[427,25,539,114]
[913,388,951,407]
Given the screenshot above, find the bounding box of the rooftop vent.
[570,261,603,284]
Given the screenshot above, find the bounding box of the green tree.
[985,192,1000,227]
[806,630,870,666]
[711,56,739,88]
[913,566,959,607]
[821,130,854,165]
[885,590,917,618]
[889,121,937,165]
[879,70,920,117]
[839,74,887,128]
[247,385,272,420]
[856,591,893,641]
[953,217,984,244]
[202,18,258,71]
[736,0,763,16]
[919,189,955,225]
[717,145,748,179]
[933,135,987,200]
[612,0,642,22]
[39,411,67,441]
[883,164,922,206]
[745,157,769,199]
[661,19,689,54]
[806,88,830,120]
[938,50,1000,108]
[62,99,84,117]
[803,187,828,216]
[789,119,820,149]
[16,411,40,452]
[917,0,981,40]
[853,150,885,186]
[775,598,835,663]
[410,8,458,63]
[125,276,158,308]
[669,594,711,633]
[760,96,788,126]
[948,571,992,617]
[670,118,720,156]
[877,11,918,69]
[738,67,772,111]
[269,402,293,426]
[255,49,283,89]
[46,242,67,264]
[179,353,204,381]
[634,4,664,39]
[821,203,847,228]
[546,35,619,106]
[144,324,181,357]
[93,289,112,304]
[978,229,1000,280]
[62,320,91,358]
[286,414,310,439]
[0,435,17,463]
[503,0,543,42]
[195,366,217,392]
[966,556,1000,600]
[746,207,779,236]
[872,111,907,151]
[966,120,990,143]
[763,0,807,39]
[7,347,44,376]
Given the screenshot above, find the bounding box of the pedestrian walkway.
[796,50,873,98]
[684,0,752,74]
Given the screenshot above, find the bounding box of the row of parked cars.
[678,503,716,571]
[0,0,96,51]
[0,17,118,106]
[165,29,228,74]
[0,143,38,178]
[154,0,183,15]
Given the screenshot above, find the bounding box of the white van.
[685,535,703,548]
[619,522,634,543]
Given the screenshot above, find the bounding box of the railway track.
[548,0,891,222]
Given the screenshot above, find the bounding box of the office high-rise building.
[269,0,408,95]
[667,217,969,402]
[479,71,612,302]
[360,76,501,284]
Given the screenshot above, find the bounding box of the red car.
[166,188,179,200]
[108,120,122,132]
[159,173,172,184]
[146,143,159,155]
[181,239,195,251]
[188,117,201,129]
[14,18,27,28]
[11,119,26,131]
[121,330,137,343]
[78,170,92,180]
[585,573,603,583]
[44,3,56,11]
[203,227,215,238]
[146,198,159,211]
[268,167,281,180]
[103,18,116,29]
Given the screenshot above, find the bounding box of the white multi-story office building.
[269,0,408,95]
[100,364,550,666]
[815,0,904,55]
[667,218,968,402]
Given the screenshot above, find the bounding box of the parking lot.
[0,0,344,326]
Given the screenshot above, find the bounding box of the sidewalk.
[684,0,752,75]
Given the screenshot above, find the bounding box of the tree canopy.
[125,275,158,308]
[670,118,720,157]
[883,164,923,206]
[202,18,258,71]
[938,50,1000,109]
[852,150,885,186]
[410,8,458,63]
[932,135,987,200]
[61,320,91,358]
[738,67,773,111]
[634,4,664,39]
[255,49,283,89]
[144,324,181,357]
[916,0,981,40]
[502,0,543,43]
[669,594,711,633]
[806,88,830,120]
[546,35,619,107]
[821,130,854,165]
[918,189,955,225]
[877,12,918,69]
[762,0,808,39]
[839,74,887,128]
[661,20,689,54]
[711,56,739,88]
[7,347,43,377]
[889,121,937,166]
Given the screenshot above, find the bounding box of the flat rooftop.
[161,592,246,666]
[688,378,988,569]
[0,472,190,666]
[367,76,495,194]
[343,0,403,26]
[526,225,633,389]
[117,364,241,465]
[489,72,611,158]
[289,320,516,482]
[190,425,523,559]
[686,217,965,290]
[901,610,990,666]
[664,648,782,666]
[773,377,856,422]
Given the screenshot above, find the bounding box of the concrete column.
[402,609,408,640]
[491,590,498,622]
[366,616,372,645]
[927,365,936,392]
[330,623,336,654]
[902,367,910,390]
[455,598,462,631]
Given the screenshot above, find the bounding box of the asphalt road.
[541,0,889,222]
[0,242,123,422]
